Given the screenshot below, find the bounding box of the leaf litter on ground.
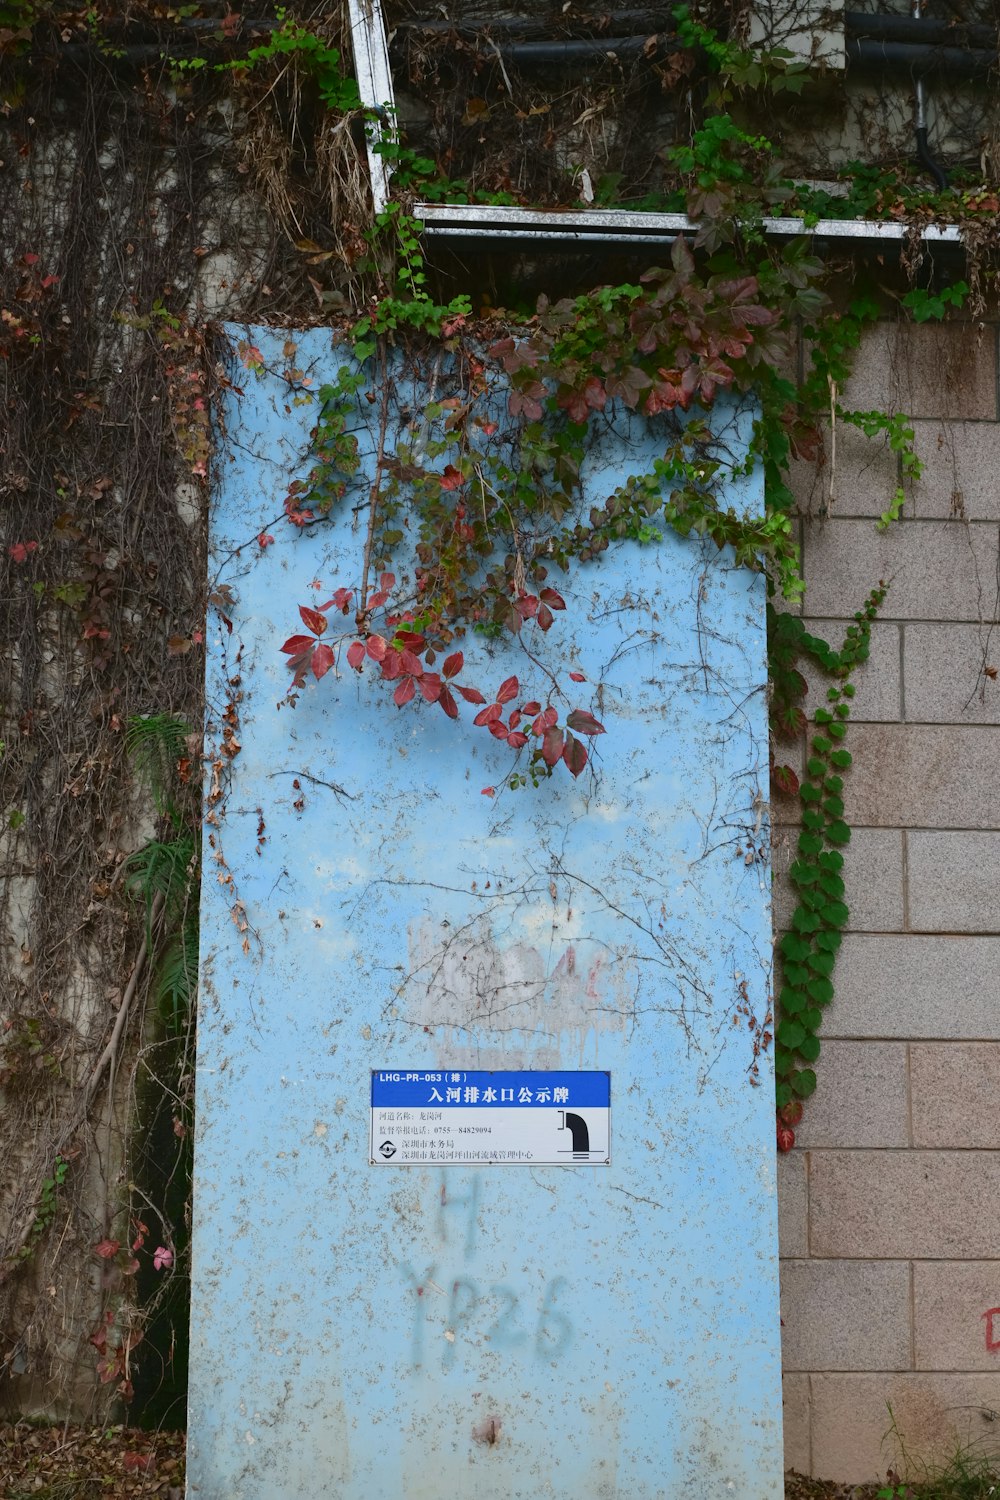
[0,1423,185,1498]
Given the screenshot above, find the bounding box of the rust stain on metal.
[472,1414,503,1447]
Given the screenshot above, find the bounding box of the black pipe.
[42,28,668,68]
[916,124,949,189]
[847,37,997,75]
[845,10,997,50]
[395,34,666,64]
[392,11,669,41]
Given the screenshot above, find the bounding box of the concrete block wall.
[775,318,1000,1482]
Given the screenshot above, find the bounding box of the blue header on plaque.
[372,1070,610,1109]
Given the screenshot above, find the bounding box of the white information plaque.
[370,1070,611,1166]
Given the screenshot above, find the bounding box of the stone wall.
[776,317,1000,1482]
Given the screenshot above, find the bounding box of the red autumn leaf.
[562,733,588,777]
[394,676,416,707]
[772,763,800,797]
[515,594,538,620]
[393,630,426,649]
[508,710,522,730]
[366,634,387,661]
[380,571,395,593]
[481,785,495,796]
[419,673,442,702]
[298,605,327,636]
[568,670,586,682]
[488,720,509,740]
[508,731,528,749]
[346,641,365,671]
[539,588,565,610]
[439,685,459,719]
[280,634,314,654]
[381,648,403,680]
[457,685,486,704]
[474,703,502,727]
[566,709,606,736]
[537,604,554,632]
[780,1100,804,1126]
[366,590,389,611]
[123,1453,153,1473]
[776,1123,795,1153]
[311,644,334,680]
[443,651,464,679]
[439,464,464,491]
[606,364,652,407]
[400,649,424,677]
[496,675,518,704]
[93,1238,120,1260]
[541,727,564,766]
[316,587,353,612]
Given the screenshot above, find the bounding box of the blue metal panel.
[189,327,782,1499]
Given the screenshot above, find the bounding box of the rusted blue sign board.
[189,327,781,1498]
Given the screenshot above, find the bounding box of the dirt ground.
[0,1424,185,1498]
[0,1427,893,1498]
[0,1427,924,1500]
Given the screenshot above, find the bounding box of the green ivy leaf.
[818,850,844,872]
[788,861,818,886]
[799,1033,821,1062]
[807,976,834,1005]
[818,873,845,900]
[780,933,810,961]
[799,782,822,803]
[812,735,832,755]
[774,1045,795,1075]
[826,821,851,846]
[798,832,823,856]
[779,986,806,1014]
[808,950,835,977]
[802,808,825,830]
[806,757,826,777]
[777,1019,805,1049]
[815,930,842,953]
[802,1006,822,1031]
[814,708,833,724]
[827,721,847,740]
[821,900,849,927]
[792,1068,817,1098]
[793,908,822,934]
[823,796,845,818]
[830,749,852,768]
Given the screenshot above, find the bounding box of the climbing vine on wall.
[0,0,997,1414]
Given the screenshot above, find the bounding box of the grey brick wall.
[777,319,1000,1482]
